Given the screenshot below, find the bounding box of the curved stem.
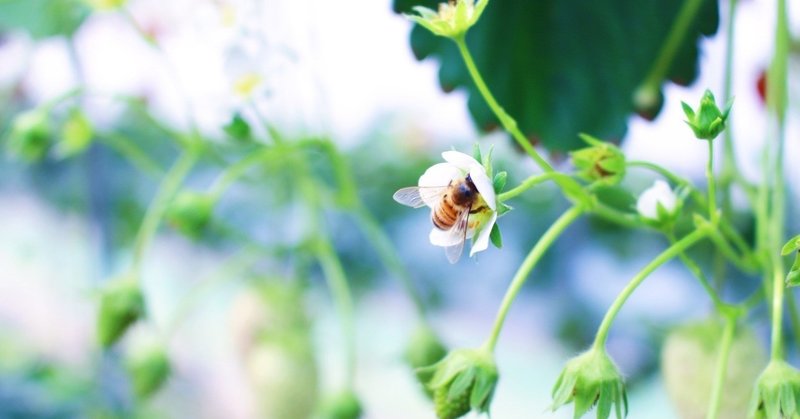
[131,149,199,277]
[667,233,724,311]
[207,146,281,200]
[498,172,572,202]
[484,205,585,352]
[454,38,587,203]
[705,315,736,419]
[351,206,427,319]
[592,228,708,349]
[706,140,718,223]
[315,236,357,389]
[95,132,164,178]
[164,248,261,339]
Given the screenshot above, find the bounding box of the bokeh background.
[1,0,799,418]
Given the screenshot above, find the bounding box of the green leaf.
[0,0,89,39]
[394,0,719,151]
[472,142,483,163]
[223,112,252,142]
[489,223,502,249]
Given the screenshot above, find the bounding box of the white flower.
[419,151,497,260]
[406,0,489,39]
[636,180,678,221]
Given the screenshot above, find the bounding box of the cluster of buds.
[406,0,489,40]
[550,347,628,419]
[749,360,800,418]
[424,347,498,419]
[570,133,626,187]
[165,191,217,239]
[681,89,732,141]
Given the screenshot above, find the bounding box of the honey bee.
[393,174,488,263]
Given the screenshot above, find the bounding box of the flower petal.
[430,226,464,247]
[442,150,481,172]
[470,211,497,257]
[636,180,676,220]
[468,165,496,211]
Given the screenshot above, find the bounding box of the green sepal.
[489,223,502,249]
[481,145,494,177]
[472,142,483,164]
[497,202,513,216]
[492,171,507,194]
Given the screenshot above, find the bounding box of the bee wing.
[393,186,447,209]
[443,206,471,264]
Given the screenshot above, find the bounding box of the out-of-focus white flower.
[636,179,678,221]
[396,150,497,262]
[406,0,489,40]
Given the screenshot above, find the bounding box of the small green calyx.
[166,191,216,239]
[749,360,800,418]
[97,274,145,347]
[782,234,800,287]
[405,0,489,40]
[5,109,53,163]
[570,134,626,186]
[551,347,628,419]
[126,343,171,399]
[406,325,448,399]
[319,390,363,419]
[681,89,732,141]
[426,347,498,419]
[56,108,94,159]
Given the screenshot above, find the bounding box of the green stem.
[770,268,785,360]
[454,38,586,203]
[498,172,571,202]
[592,228,708,349]
[668,233,724,311]
[637,0,705,96]
[719,0,740,216]
[484,205,585,352]
[706,140,718,223]
[706,315,736,419]
[315,236,357,389]
[164,248,261,339]
[95,132,164,178]
[351,206,427,318]
[131,149,199,277]
[207,146,281,200]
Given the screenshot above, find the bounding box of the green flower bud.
[165,191,215,239]
[126,343,170,399]
[681,89,732,141]
[5,109,52,163]
[749,360,800,418]
[405,0,489,40]
[97,275,145,348]
[223,112,252,142]
[405,325,448,399]
[570,134,626,186]
[319,390,363,419]
[55,108,93,159]
[661,320,766,418]
[426,348,498,419]
[550,347,628,419]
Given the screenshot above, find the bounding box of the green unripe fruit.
[126,344,170,399]
[661,320,766,418]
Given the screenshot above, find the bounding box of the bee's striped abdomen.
[433,195,460,230]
